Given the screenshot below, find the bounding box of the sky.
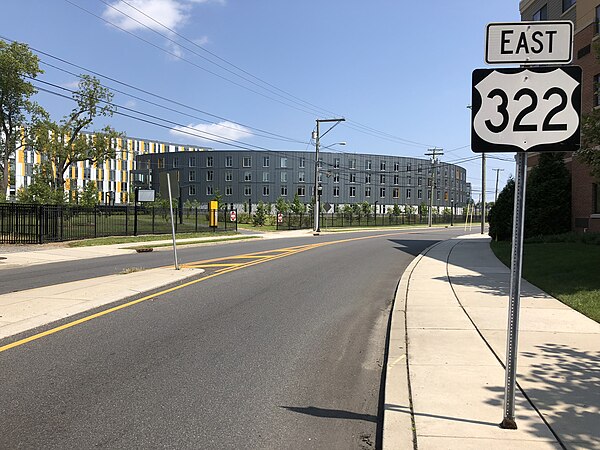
[0,0,521,199]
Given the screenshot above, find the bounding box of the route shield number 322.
[471,66,581,153]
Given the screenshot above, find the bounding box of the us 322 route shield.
[471,66,581,153]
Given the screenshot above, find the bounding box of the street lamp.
[450,199,454,226]
[313,118,345,234]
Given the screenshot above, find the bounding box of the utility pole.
[493,168,504,202]
[313,118,345,234]
[424,148,443,227]
[481,152,486,234]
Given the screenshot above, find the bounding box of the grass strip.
[128,235,259,250]
[490,240,600,323]
[68,231,239,247]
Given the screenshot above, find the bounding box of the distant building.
[136,150,469,213]
[8,135,470,213]
[520,0,600,231]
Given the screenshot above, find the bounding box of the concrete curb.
[382,240,443,449]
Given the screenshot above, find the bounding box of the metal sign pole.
[501,151,528,429]
[166,173,179,270]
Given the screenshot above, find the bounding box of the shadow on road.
[280,405,377,423]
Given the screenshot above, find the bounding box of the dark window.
[562,0,575,12]
[533,4,547,21]
[594,74,600,107]
[596,6,600,34]
[577,45,590,59]
[594,184,600,213]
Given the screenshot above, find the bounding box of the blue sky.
[0,0,520,199]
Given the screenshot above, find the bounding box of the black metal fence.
[0,203,237,244]
[275,212,479,230]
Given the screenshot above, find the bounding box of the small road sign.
[229,210,237,222]
[277,213,283,223]
[486,21,573,65]
[471,66,581,153]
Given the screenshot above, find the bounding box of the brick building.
[520,0,600,231]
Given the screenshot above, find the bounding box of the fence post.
[152,206,155,234]
[125,205,129,236]
[94,206,97,238]
[38,205,43,244]
[195,207,198,232]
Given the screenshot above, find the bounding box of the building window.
[334,158,340,168]
[189,170,196,182]
[225,186,232,196]
[297,186,306,197]
[365,186,371,197]
[206,185,213,196]
[263,185,270,196]
[244,185,252,196]
[333,186,340,197]
[206,170,213,181]
[206,156,213,167]
[562,0,575,12]
[594,184,600,213]
[406,189,411,199]
[366,160,372,170]
[225,171,233,182]
[418,177,423,186]
[380,187,386,198]
[263,156,270,167]
[349,186,356,197]
[225,156,233,167]
[533,4,547,21]
[281,172,288,183]
[418,165,422,173]
[243,156,251,168]
[281,185,288,196]
[380,174,386,184]
[189,185,196,196]
[244,172,252,182]
[394,162,400,171]
[262,172,270,182]
[596,6,600,34]
[418,189,422,199]
[299,157,305,169]
[365,173,371,184]
[172,157,178,168]
[349,173,356,183]
[333,173,339,183]
[281,157,288,168]
[393,188,399,199]
[380,160,386,171]
[407,163,411,172]
[189,156,196,167]
[157,158,165,169]
[298,172,305,182]
[349,159,356,169]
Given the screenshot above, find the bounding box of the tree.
[488,178,515,241]
[392,204,402,216]
[253,201,268,226]
[290,193,304,214]
[0,40,44,196]
[578,108,600,180]
[360,201,372,220]
[525,152,571,237]
[80,181,99,207]
[29,75,121,193]
[16,162,64,204]
[275,196,290,213]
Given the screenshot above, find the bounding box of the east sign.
[485,21,573,65]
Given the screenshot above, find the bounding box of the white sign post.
[473,21,579,430]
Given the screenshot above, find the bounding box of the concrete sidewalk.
[383,235,600,449]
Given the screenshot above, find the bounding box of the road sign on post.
[473,20,580,430]
[229,210,237,222]
[471,66,581,153]
[485,21,573,65]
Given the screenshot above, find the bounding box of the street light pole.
[493,168,504,202]
[314,118,345,234]
[481,152,486,234]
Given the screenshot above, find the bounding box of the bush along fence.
[274,212,479,230]
[0,203,237,244]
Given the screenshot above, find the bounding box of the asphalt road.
[0,228,462,449]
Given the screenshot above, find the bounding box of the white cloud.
[62,80,81,89]
[102,0,190,32]
[170,121,252,144]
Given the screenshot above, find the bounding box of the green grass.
[238,224,279,232]
[67,231,239,247]
[490,240,600,323]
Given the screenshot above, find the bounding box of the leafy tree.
[360,201,372,219]
[80,181,99,207]
[275,196,290,213]
[253,200,268,226]
[29,75,121,193]
[578,108,600,181]
[488,178,515,241]
[405,205,416,216]
[392,204,402,216]
[0,40,44,196]
[16,163,64,204]
[525,152,571,237]
[419,202,428,218]
[290,193,304,214]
